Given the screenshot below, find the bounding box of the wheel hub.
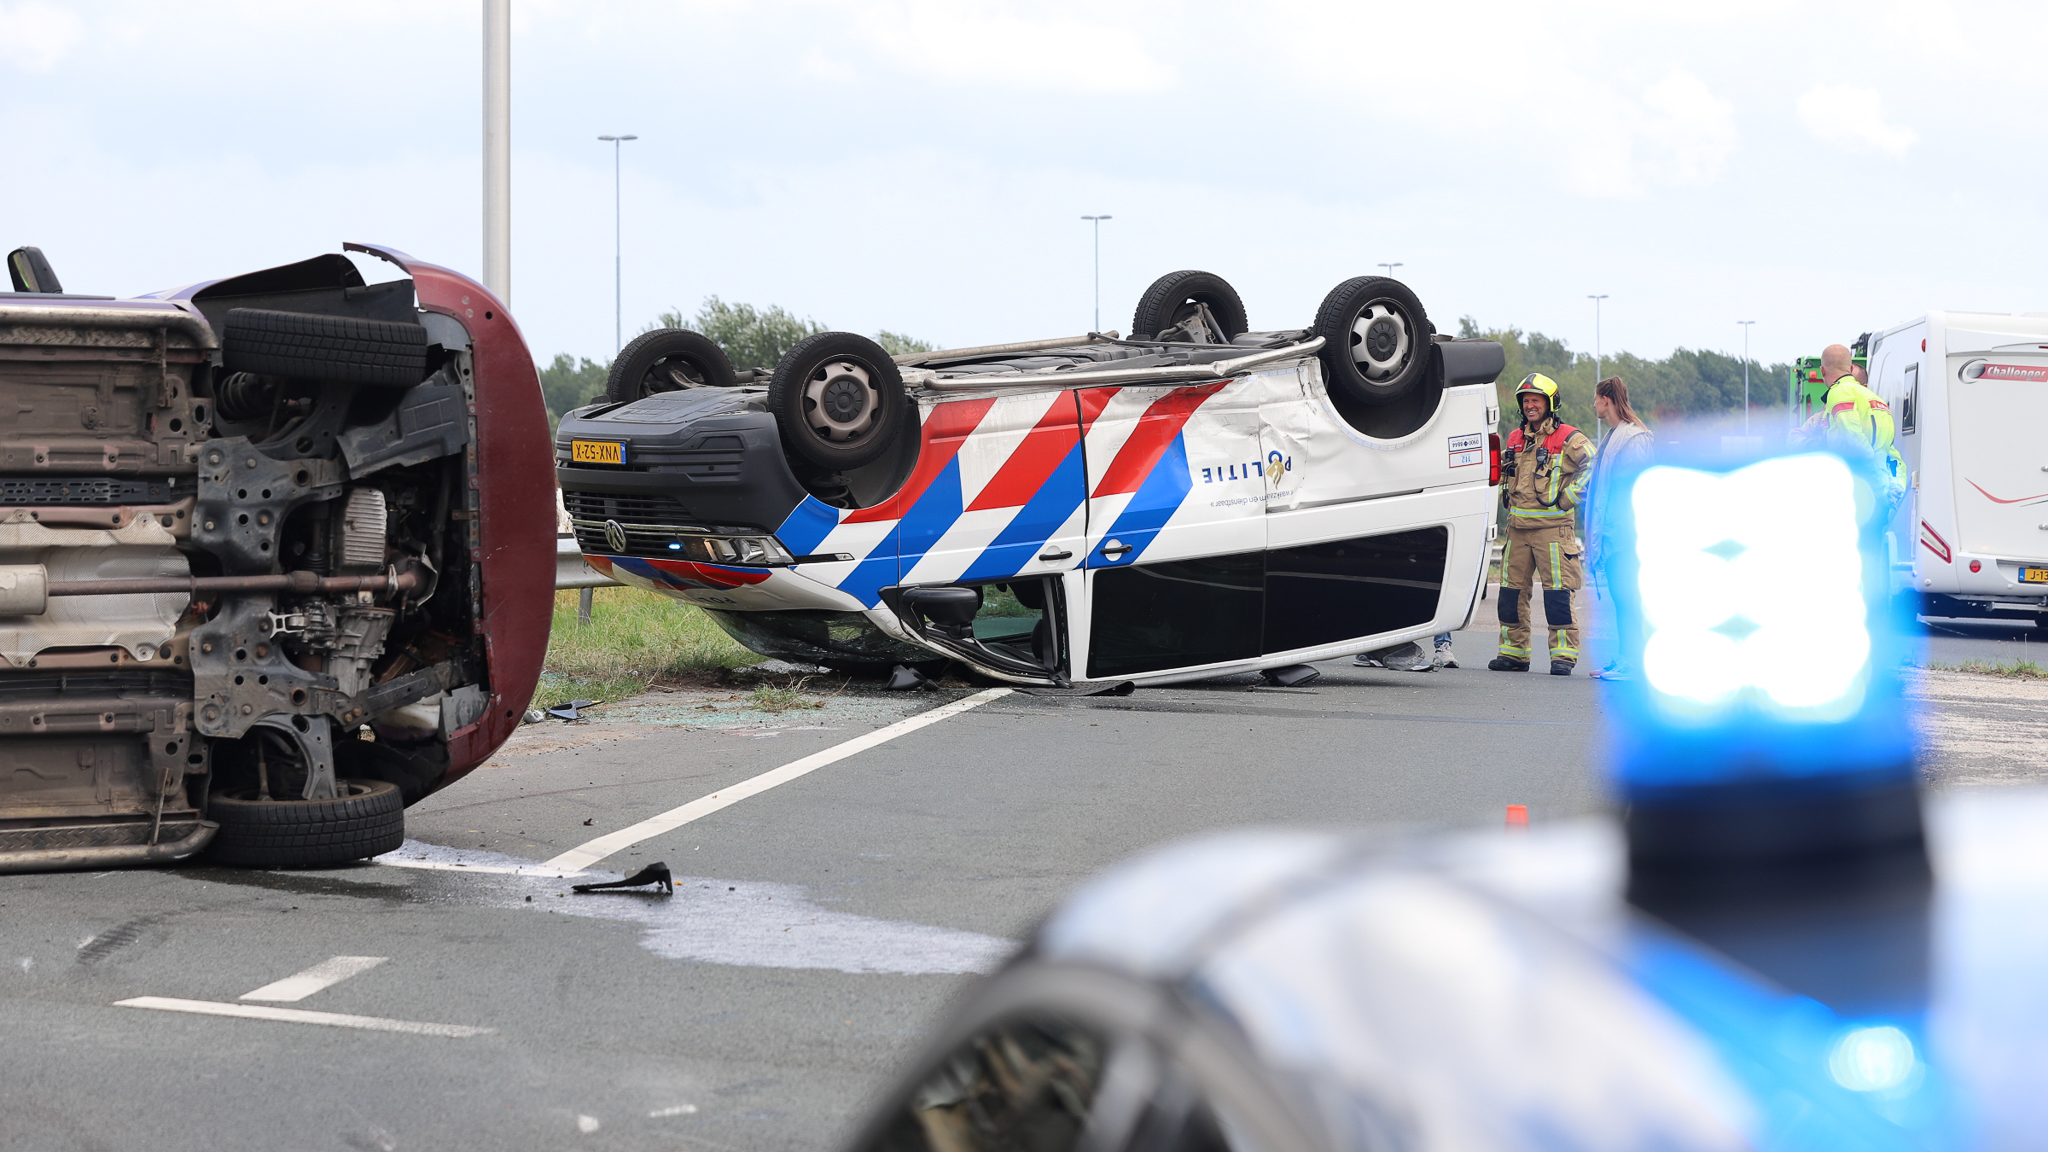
[1351,302,1412,381]
[804,361,876,442]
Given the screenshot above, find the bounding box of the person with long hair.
[1583,376,1654,680]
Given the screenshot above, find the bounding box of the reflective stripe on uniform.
[1549,542,1563,589]
[1550,638,1578,659]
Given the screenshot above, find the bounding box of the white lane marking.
[113,996,492,1038]
[239,955,387,1002]
[649,1105,698,1118]
[543,688,1011,872]
[577,1115,601,1134]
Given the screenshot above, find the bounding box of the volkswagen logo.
[602,519,629,554]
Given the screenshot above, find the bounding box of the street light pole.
[598,134,638,353]
[1588,294,1609,438]
[1378,262,1404,279]
[481,0,510,303]
[1081,215,1111,332]
[1738,320,1757,436]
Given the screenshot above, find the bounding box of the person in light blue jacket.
[1581,376,1654,680]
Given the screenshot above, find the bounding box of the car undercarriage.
[0,247,550,872]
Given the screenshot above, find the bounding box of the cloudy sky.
[2,0,2038,370]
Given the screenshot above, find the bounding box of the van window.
[1086,527,1452,678]
[975,580,1057,671]
[1900,363,1917,434]
[1263,527,1448,653]
[1088,553,1263,678]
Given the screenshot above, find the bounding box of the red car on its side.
[0,243,552,871]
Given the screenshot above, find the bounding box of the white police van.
[557,272,1505,687]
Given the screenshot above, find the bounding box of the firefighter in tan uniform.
[1491,374,1597,675]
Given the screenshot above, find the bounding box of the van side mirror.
[902,585,981,630]
[7,247,63,294]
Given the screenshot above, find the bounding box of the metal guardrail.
[558,535,620,625]
[557,535,619,590]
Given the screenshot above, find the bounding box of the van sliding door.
[1078,382,1264,570]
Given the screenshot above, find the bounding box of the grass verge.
[541,586,757,705]
[749,677,829,713]
[1924,658,2048,680]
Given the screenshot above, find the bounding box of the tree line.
[1457,317,1790,434]
[538,298,933,429]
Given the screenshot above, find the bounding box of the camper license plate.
[2022,567,2048,584]
[571,440,625,465]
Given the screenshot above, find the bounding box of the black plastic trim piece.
[1438,338,1507,386]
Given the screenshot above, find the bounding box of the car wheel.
[204,778,404,868]
[1130,271,1248,341]
[221,307,431,386]
[768,332,908,471]
[606,328,737,402]
[1313,276,1433,407]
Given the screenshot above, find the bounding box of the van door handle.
[1037,547,1074,561]
[1099,539,1133,558]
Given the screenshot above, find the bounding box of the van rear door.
[1948,352,2048,563]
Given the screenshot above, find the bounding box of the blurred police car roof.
[843,788,2048,1152]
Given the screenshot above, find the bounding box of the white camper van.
[1865,312,2048,622]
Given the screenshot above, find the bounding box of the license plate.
[1448,432,1484,468]
[571,440,625,465]
[2023,567,2048,584]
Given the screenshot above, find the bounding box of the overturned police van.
[558,271,1505,688]
[0,245,552,872]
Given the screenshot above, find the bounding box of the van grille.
[561,491,695,526]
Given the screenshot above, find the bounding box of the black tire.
[1130,271,1248,341]
[205,778,404,867]
[221,308,430,387]
[1312,277,1433,408]
[606,328,736,402]
[768,332,907,471]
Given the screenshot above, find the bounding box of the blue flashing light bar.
[1626,931,1955,1148]
[1604,450,1915,799]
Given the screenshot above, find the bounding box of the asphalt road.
[0,621,1608,1152]
[2,615,2038,1152]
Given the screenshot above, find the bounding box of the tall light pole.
[1378,261,1404,279]
[1081,215,1111,332]
[482,0,510,303]
[599,134,638,353]
[1588,294,1609,437]
[1738,320,1756,436]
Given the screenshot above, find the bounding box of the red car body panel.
[338,244,554,788]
